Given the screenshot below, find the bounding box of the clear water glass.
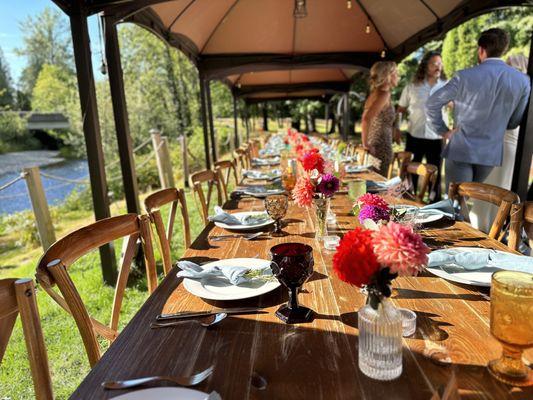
[358,299,403,380]
[348,179,366,202]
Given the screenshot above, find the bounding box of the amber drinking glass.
[281,173,296,192]
[488,271,533,386]
[270,243,314,323]
[264,194,288,235]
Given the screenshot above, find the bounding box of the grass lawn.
[0,187,212,399]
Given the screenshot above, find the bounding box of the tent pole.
[512,32,533,200]
[342,93,349,141]
[233,96,240,149]
[199,74,211,170]
[324,102,329,135]
[70,8,117,285]
[205,80,218,163]
[262,103,269,132]
[104,16,140,215]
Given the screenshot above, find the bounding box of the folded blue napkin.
[208,206,270,225]
[252,157,280,166]
[366,176,401,189]
[243,169,281,180]
[419,199,455,219]
[177,260,273,285]
[428,248,533,273]
[345,165,370,173]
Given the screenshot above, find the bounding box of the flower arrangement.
[355,193,411,225]
[333,222,429,309]
[292,150,340,207]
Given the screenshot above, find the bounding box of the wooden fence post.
[180,134,189,188]
[151,129,175,189]
[23,167,56,250]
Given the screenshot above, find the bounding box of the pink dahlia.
[292,175,315,207]
[357,193,389,210]
[371,222,430,276]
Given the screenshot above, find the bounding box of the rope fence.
[0,172,27,193]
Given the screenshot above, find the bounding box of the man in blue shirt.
[426,28,531,192]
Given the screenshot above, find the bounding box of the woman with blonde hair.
[361,61,399,176]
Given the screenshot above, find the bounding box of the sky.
[0,0,104,86]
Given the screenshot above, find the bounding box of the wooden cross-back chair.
[145,188,191,275]
[387,151,413,179]
[215,160,239,202]
[35,214,157,367]
[1,278,53,400]
[448,182,520,241]
[248,139,261,158]
[508,202,533,251]
[400,162,437,203]
[189,169,223,226]
[233,148,251,173]
[354,146,368,166]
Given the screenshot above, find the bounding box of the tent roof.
[227,67,363,99]
[119,0,529,78]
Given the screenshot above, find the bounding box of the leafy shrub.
[1,210,40,248]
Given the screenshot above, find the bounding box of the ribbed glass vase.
[313,197,329,240]
[358,298,403,380]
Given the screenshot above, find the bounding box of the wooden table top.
[71,171,533,400]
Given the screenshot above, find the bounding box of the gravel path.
[0,150,64,175]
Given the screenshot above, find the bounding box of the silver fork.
[210,232,266,241]
[101,365,213,390]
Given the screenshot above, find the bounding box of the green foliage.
[0,210,40,248]
[16,6,73,95]
[0,112,37,153]
[0,46,14,108]
[442,7,532,76]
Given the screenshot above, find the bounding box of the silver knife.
[156,307,263,321]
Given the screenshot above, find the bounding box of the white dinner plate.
[414,211,444,224]
[214,211,274,231]
[391,205,443,225]
[183,258,281,300]
[244,170,282,181]
[426,247,505,287]
[242,186,285,198]
[111,387,207,400]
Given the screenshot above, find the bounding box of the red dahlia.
[301,150,325,173]
[333,228,380,287]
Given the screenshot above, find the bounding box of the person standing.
[398,51,448,200]
[361,61,399,177]
[426,28,531,192]
[470,54,529,233]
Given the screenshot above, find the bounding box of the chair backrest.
[401,162,437,203]
[145,188,191,274]
[189,169,223,225]
[0,278,53,400]
[354,146,368,166]
[508,202,533,251]
[448,182,520,240]
[35,214,157,367]
[215,160,239,202]
[387,151,413,179]
[234,148,251,171]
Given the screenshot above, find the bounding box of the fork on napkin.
[428,248,533,272]
[177,260,273,285]
[208,206,270,226]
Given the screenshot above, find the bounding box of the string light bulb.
[381,49,386,58]
[365,22,371,34]
[347,0,352,9]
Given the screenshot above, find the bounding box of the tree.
[0,47,14,108]
[442,7,532,77]
[16,7,73,95]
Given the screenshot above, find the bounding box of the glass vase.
[358,298,403,380]
[313,197,329,240]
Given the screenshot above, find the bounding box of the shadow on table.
[393,287,488,302]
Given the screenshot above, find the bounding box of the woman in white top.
[398,51,447,201]
[470,54,528,233]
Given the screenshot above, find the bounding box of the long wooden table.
[71,171,533,399]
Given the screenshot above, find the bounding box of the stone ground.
[0,150,64,175]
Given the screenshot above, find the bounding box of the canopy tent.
[51,0,533,283]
